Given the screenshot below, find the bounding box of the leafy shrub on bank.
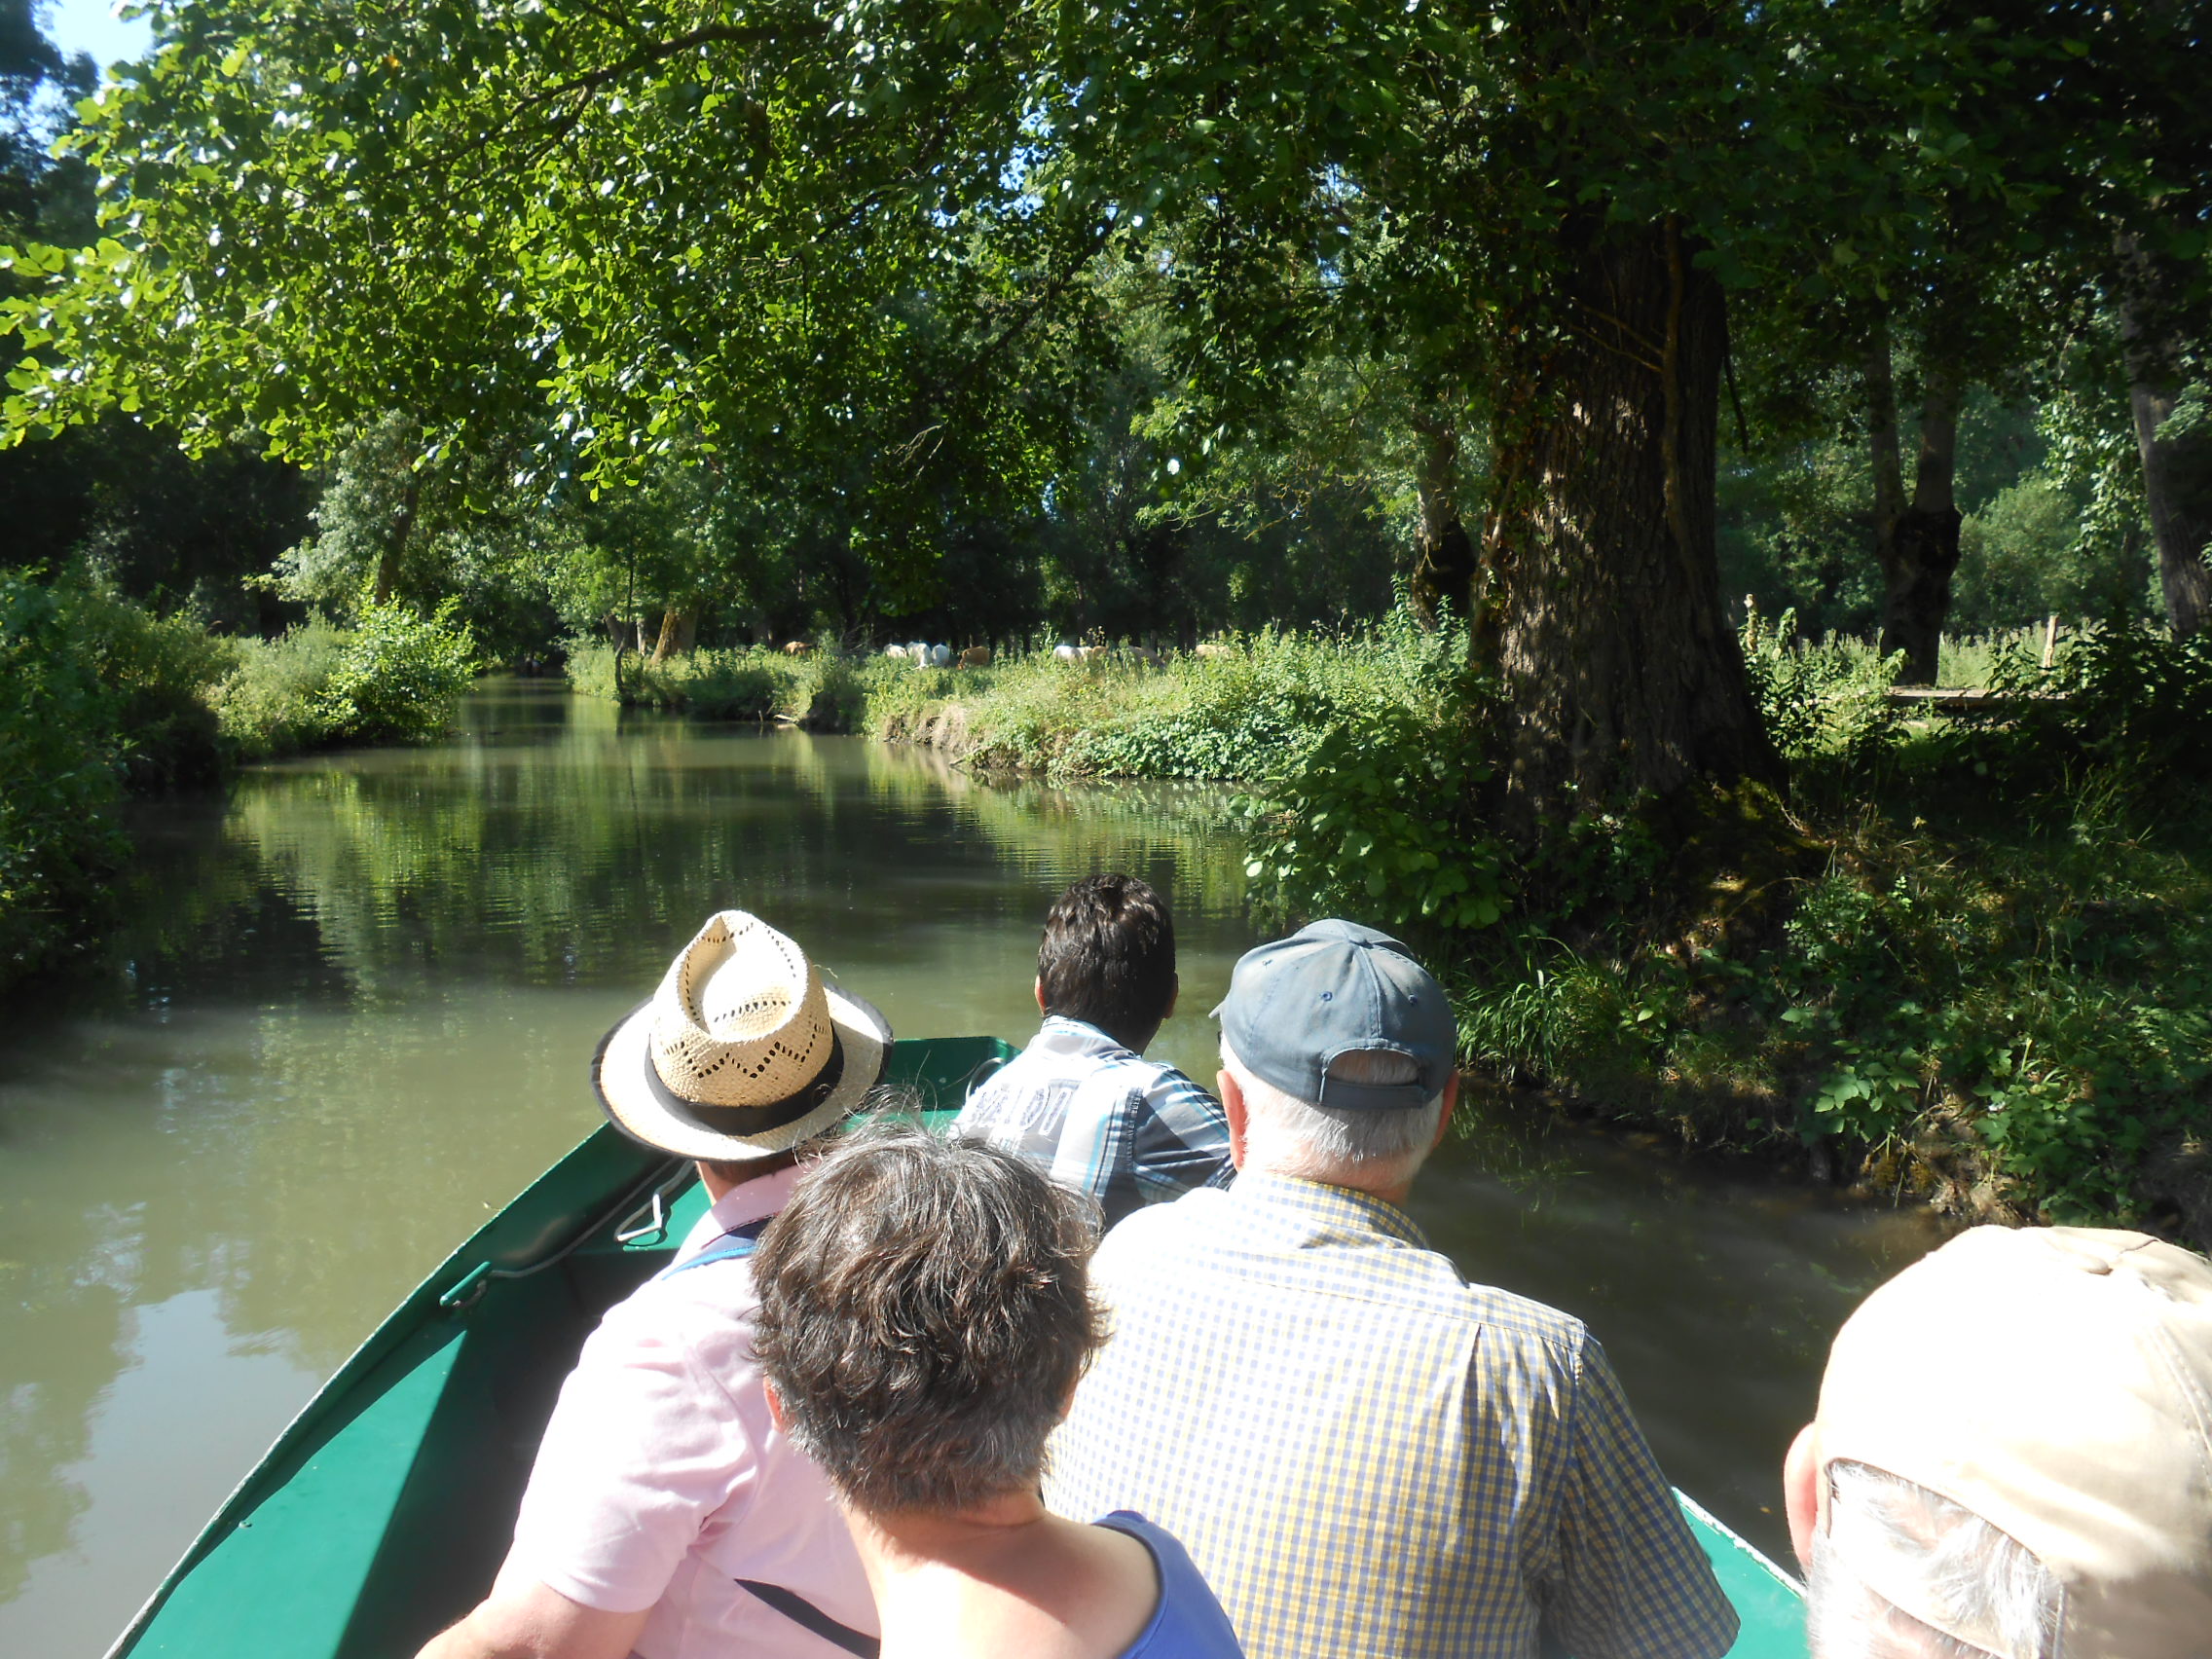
[0,572,131,978]
[0,566,243,977]
[312,596,479,745]
[1986,623,2212,786]
[53,568,237,787]
[1424,795,2212,1242]
[873,608,1468,780]
[1237,702,1507,936]
[0,574,475,987]
[210,620,350,756]
[1754,813,2209,1228]
[217,598,478,756]
[1739,603,1900,771]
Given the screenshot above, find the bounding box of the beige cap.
[591,910,891,1161]
[1816,1225,2212,1658]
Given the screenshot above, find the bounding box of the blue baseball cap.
[1212,919,1456,1111]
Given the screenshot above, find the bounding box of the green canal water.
[0,680,1939,1654]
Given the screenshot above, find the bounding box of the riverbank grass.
[569,612,1464,781]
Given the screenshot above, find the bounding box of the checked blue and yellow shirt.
[1044,1174,1741,1659]
[954,1016,1234,1228]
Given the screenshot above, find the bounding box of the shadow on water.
[1,679,1935,1646]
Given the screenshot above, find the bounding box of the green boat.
[105,1035,1807,1658]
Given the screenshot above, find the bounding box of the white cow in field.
[1052,643,1080,662]
[884,643,909,661]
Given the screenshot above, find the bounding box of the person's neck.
[846,1491,1058,1622]
[1250,1159,1416,1209]
[694,1151,799,1203]
[853,1488,1051,1572]
[1049,1013,1160,1053]
[846,1488,1158,1659]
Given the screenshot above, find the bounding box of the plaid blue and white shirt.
[953,1016,1234,1228]
[1044,1174,1741,1659]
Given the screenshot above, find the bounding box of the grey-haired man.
[1787,1224,2212,1657]
[1046,919,1738,1659]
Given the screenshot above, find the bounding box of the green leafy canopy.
[5,0,2176,495]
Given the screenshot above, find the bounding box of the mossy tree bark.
[1478,218,1780,830]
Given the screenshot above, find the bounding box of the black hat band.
[645,1031,848,1137]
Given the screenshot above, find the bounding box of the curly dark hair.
[752,1124,1105,1514]
[1037,872,1178,1051]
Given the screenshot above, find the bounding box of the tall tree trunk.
[1479,216,1779,829]
[1409,414,1476,626]
[1865,316,1905,591]
[1878,366,1964,685]
[2118,236,2212,640]
[649,608,698,664]
[374,472,423,604]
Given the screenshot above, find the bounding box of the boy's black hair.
[1037,873,1177,1051]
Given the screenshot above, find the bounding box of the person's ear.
[1034,976,1048,1016]
[1219,1066,1248,1170]
[1784,1422,1822,1570]
[1163,975,1180,1020]
[764,1380,788,1433]
[1433,1070,1460,1150]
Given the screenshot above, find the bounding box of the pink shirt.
[510,1164,876,1659]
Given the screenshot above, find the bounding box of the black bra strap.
[735,1579,881,1657]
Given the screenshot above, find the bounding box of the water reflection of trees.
[0,1203,130,1605]
[861,740,1248,918]
[213,728,1248,1005]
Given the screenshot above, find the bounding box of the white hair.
[1223,1039,1445,1188]
[1807,1461,2060,1659]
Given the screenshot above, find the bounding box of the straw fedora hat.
[592,910,892,1161]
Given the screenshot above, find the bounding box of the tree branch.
[523,21,827,111]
